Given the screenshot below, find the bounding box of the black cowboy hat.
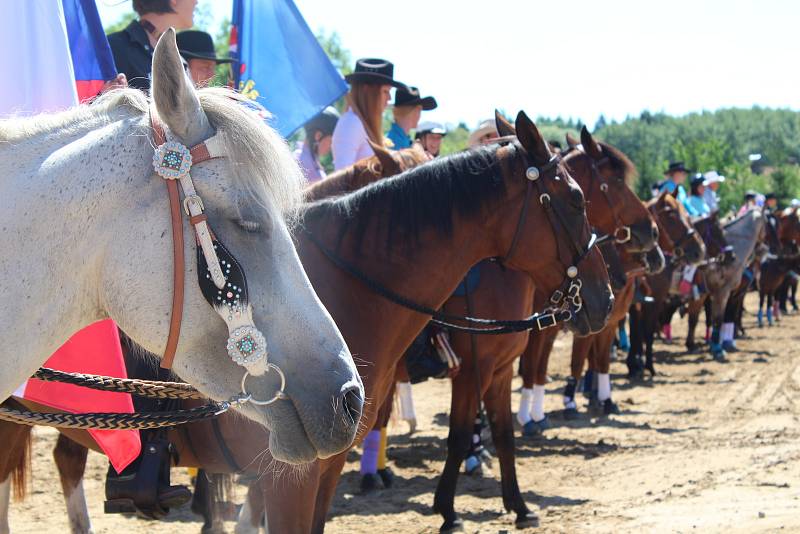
[690,173,706,187]
[765,192,777,200]
[176,30,232,63]
[665,161,691,174]
[344,58,406,89]
[304,106,339,137]
[394,86,437,110]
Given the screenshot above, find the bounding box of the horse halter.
[562,144,632,246]
[500,150,598,319]
[150,112,285,406]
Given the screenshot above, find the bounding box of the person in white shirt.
[332,58,406,170]
[702,170,725,214]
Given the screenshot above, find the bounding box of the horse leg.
[0,476,9,534]
[260,460,322,534]
[644,302,657,376]
[433,366,480,532]
[310,455,348,534]
[519,331,555,434]
[52,434,93,534]
[395,362,416,433]
[191,470,229,534]
[484,365,537,529]
[594,328,620,415]
[626,303,644,378]
[758,290,765,327]
[767,293,774,326]
[568,335,592,412]
[234,481,264,534]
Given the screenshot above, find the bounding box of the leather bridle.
[562,144,633,246]
[150,112,285,406]
[497,146,598,319]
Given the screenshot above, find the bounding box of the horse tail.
[11,426,32,502]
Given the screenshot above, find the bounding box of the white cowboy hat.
[703,170,726,185]
[468,119,498,148]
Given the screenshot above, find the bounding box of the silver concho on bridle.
[153,138,270,378]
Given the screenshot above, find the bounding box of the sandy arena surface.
[6,292,800,533]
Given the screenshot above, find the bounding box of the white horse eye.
[238,220,262,233]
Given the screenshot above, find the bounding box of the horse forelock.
[196,88,303,217]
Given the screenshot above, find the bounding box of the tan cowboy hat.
[468,119,498,148]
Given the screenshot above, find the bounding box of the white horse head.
[0,29,363,464]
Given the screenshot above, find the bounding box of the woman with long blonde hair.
[332,58,406,170]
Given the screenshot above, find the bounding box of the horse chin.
[240,399,318,465]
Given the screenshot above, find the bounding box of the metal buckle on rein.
[615,226,632,244]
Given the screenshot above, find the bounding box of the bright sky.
[97,0,799,130]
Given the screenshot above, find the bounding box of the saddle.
[404,325,460,384]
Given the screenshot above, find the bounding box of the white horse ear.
[151,28,212,146]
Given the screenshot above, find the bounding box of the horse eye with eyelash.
[237,220,262,233]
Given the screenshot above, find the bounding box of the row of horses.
[0,31,792,534]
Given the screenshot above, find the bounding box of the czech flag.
[230,0,347,137]
[62,0,118,102]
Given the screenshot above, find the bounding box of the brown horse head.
[777,207,800,249]
[562,127,659,253]
[303,144,428,202]
[648,191,706,264]
[510,111,612,335]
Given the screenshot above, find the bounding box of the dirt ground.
[7,292,800,533]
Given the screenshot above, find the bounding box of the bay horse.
[0,30,363,463]
[757,208,800,327]
[625,193,707,378]
[518,128,662,431]
[1,112,613,534]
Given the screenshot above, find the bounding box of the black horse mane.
[299,143,511,252]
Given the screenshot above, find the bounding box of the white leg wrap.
[722,322,734,342]
[397,381,416,421]
[532,384,546,422]
[598,373,612,401]
[516,387,533,426]
[64,477,93,534]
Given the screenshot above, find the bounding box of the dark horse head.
[694,212,734,265]
[648,191,706,266]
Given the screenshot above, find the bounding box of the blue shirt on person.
[659,180,689,205]
[386,122,412,150]
[684,195,710,217]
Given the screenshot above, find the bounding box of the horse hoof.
[712,351,728,363]
[377,467,395,489]
[440,517,464,533]
[523,416,551,437]
[360,473,382,493]
[563,407,580,420]
[405,418,417,434]
[603,399,621,415]
[722,341,738,353]
[515,511,540,529]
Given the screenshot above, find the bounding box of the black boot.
[105,438,191,519]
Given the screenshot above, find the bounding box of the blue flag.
[231,0,347,137]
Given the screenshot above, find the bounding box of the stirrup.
[104,438,190,519]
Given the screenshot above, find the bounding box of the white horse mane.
[0,87,303,215]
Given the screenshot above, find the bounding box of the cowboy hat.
[344,58,406,89]
[394,86,437,110]
[176,30,232,63]
[468,119,498,147]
